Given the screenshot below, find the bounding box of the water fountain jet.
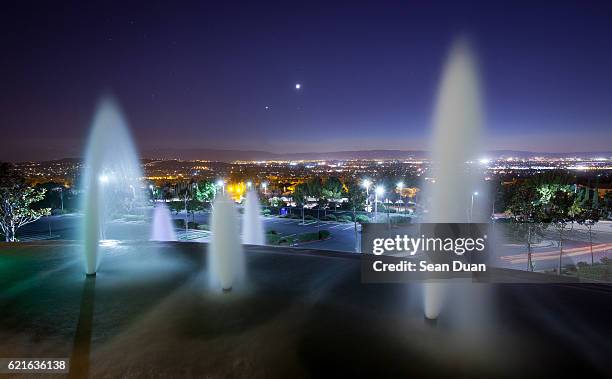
[242,190,265,245]
[209,193,245,291]
[81,97,145,275]
[151,204,177,241]
[422,38,487,320]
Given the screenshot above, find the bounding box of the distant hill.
[278,150,428,161]
[486,150,612,159]
[143,148,279,162]
[142,149,429,161]
[9,149,612,164]
[141,148,612,162]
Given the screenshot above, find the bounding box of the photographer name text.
[373,260,486,273]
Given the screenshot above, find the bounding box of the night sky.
[1,1,612,161]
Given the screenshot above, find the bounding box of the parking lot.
[16,212,361,253]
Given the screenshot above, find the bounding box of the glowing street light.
[374,185,384,220]
[99,174,109,184]
[262,182,268,195]
[295,83,301,90]
[362,179,371,205]
[397,181,404,213]
[246,181,252,190]
[216,179,225,194]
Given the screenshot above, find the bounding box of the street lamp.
[470,191,479,222]
[262,182,268,195]
[216,179,225,195]
[246,181,252,190]
[54,186,64,211]
[362,179,371,206]
[397,181,404,214]
[99,174,109,184]
[375,185,384,221]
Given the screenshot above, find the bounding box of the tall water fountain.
[151,204,177,241]
[209,193,245,291]
[81,98,145,275]
[242,190,265,245]
[423,38,488,320]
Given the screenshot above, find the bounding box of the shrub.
[267,234,281,245]
[279,236,296,245]
[321,214,337,221]
[318,230,331,239]
[337,215,352,223]
[577,264,610,281]
[261,208,271,215]
[267,230,278,235]
[355,214,369,223]
[304,215,316,221]
[294,230,331,242]
[172,219,201,229]
[298,232,319,242]
[168,201,184,214]
[390,216,411,225]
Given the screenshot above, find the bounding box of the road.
[492,221,612,271]
[12,214,612,268]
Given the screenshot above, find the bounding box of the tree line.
[503,173,611,273]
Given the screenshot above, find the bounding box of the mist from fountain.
[422,38,489,321]
[151,204,177,241]
[242,190,265,245]
[81,97,145,275]
[209,193,245,291]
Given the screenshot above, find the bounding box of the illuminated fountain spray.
[151,204,177,241]
[209,193,245,291]
[423,38,487,320]
[81,98,145,275]
[242,190,265,245]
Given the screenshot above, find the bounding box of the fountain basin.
[0,241,610,378]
